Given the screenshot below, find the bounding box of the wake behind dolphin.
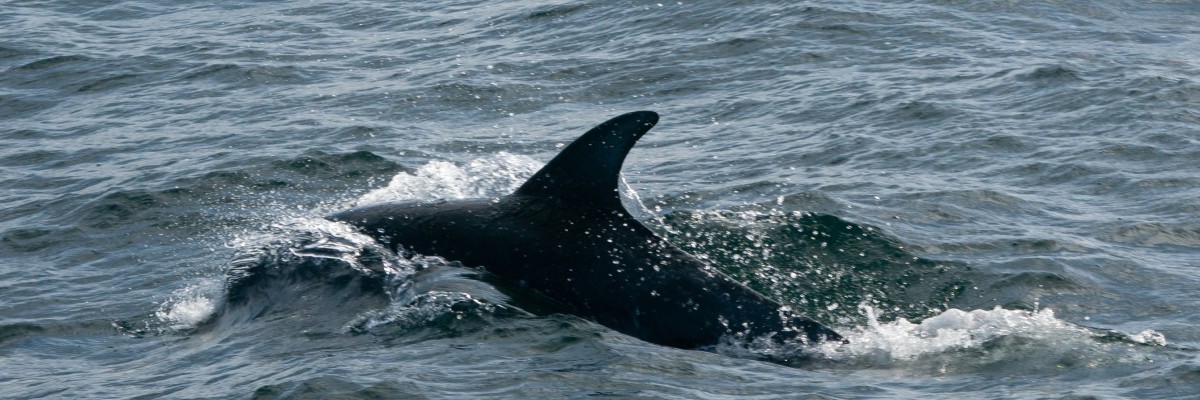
[331,111,842,349]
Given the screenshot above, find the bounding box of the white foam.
[355,152,542,205]
[811,304,1158,362]
[155,277,222,330]
[1128,329,1168,346]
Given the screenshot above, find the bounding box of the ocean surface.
[2,1,1198,398]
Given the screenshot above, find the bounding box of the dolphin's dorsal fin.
[513,111,659,206]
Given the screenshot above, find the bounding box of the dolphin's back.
[331,111,842,349]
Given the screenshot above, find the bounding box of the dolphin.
[330,111,842,349]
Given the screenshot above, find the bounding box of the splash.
[808,304,1167,364]
[152,216,400,331]
[355,152,542,205]
[661,208,971,325]
[1127,329,1168,347]
[154,153,548,334]
[154,277,222,330]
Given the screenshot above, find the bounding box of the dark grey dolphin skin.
[330,111,842,349]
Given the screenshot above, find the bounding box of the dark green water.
[2,1,1198,398]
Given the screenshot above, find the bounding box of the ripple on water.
[1,0,1197,397]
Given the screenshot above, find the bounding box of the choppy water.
[3,1,1199,398]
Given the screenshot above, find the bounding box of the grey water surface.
[2,1,1199,399]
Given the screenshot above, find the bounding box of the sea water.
[2,1,1198,398]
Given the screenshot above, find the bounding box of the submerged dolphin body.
[331,111,842,349]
